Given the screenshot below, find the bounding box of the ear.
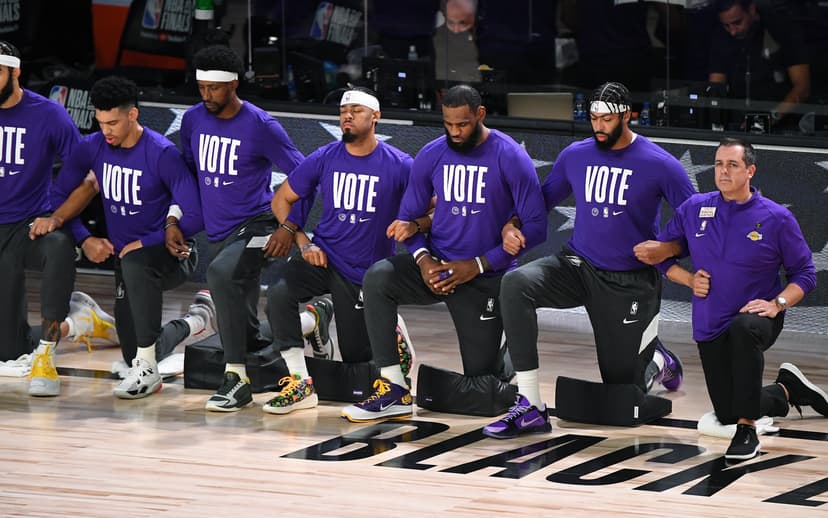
[476,104,486,122]
[128,106,139,122]
[747,164,756,177]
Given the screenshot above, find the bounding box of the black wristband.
[280,223,297,235]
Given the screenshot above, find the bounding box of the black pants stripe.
[363,254,504,377]
[501,250,661,391]
[0,217,75,360]
[266,253,371,363]
[114,242,196,363]
[697,312,789,424]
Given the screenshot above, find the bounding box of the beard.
[0,75,14,106]
[341,128,357,143]
[445,121,482,153]
[593,120,624,150]
[203,100,225,115]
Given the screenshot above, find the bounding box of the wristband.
[280,223,297,235]
[415,251,431,265]
[414,219,422,233]
[474,256,484,274]
[301,242,317,252]
[164,220,179,230]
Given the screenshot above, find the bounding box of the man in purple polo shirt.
[264,87,417,415]
[341,84,548,422]
[39,76,208,399]
[0,40,119,397]
[180,45,306,412]
[639,137,824,461]
[483,82,695,439]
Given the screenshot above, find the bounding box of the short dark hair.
[441,84,482,112]
[718,137,756,167]
[0,40,20,71]
[90,76,139,111]
[193,45,243,75]
[714,0,753,14]
[590,82,631,113]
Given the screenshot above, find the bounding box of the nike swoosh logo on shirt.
[622,318,638,324]
[128,210,140,215]
[222,181,234,186]
[471,209,481,214]
[612,210,624,216]
[8,170,21,175]
[359,217,371,222]
[479,315,497,321]
[695,232,705,237]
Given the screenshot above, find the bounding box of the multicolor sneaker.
[776,363,828,417]
[341,377,413,422]
[482,394,552,439]
[205,371,254,412]
[67,291,118,352]
[396,314,415,379]
[263,374,318,414]
[180,290,218,347]
[304,297,333,360]
[725,423,760,461]
[28,343,60,397]
[655,341,683,391]
[113,358,162,399]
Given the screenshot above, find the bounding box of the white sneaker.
[0,353,32,377]
[157,353,185,378]
[113,358,162,399]
[179,290,218,347]
[67,291,119,350]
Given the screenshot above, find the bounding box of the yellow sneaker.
[29,343,60,396]
[68,291,118,352]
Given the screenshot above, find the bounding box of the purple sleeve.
[541,157,573,211]
[661,158,696,211]
[779,211,817,294]
[158,146,204,238]
[179,115,196,172]
[52,117,88,243]
[284,151,322,228]
[52,138,96,244]
[263,117,304,174]
[400,151,436,252]
[484,148,547,271]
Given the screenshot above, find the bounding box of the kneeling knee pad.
[184,335,289,393]
[555,376,671,426]
[306,356,380,402]
[416,363,517,417]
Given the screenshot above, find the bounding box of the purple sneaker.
[482,394,552,439]
[341,377,413,422]
[655,341,683,391]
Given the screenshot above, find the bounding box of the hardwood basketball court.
[1,272,827,516]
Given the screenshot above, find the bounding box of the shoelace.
[278,375,301,395]
[360,378,392,404]
[30,349,54,378]
[502,402,532,423]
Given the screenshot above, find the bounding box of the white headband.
[0,55,20,68]
[340,90,380,111]
[196,69,238,82]
[590,101,630,114]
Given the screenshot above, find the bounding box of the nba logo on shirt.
[49,85,68,107]
[630,301,639,316]
[143,0,164,29]
[350,214,356,224]
[486,298,495,313]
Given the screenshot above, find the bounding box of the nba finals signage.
[48,81,96,134]
[120,0,195,57]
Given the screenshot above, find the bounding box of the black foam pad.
[554,376,672,426]
[416,363,517,417]
[306,356,380,403]
[183,335,289,393]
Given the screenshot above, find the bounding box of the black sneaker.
[205,372,254,412]
[304,297,333,360]
[776,362,828,417]
[725,423,760,461]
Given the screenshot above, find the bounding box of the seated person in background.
[708,0,810,129]
[433,0,481,83]
[635,137,824,461]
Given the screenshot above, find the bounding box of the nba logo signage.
[143,0,164,29]
[50,84,96,133]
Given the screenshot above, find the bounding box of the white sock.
[136,344,157,367]
[226,363,247,380]
[182,313,206,337]
[281,346,309,379]
[652,349,665,371]
[380,364,408,388]
[515,369,544,409]
[37,339,57,355]
[63,317,76,340]
[300,310,316,336]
